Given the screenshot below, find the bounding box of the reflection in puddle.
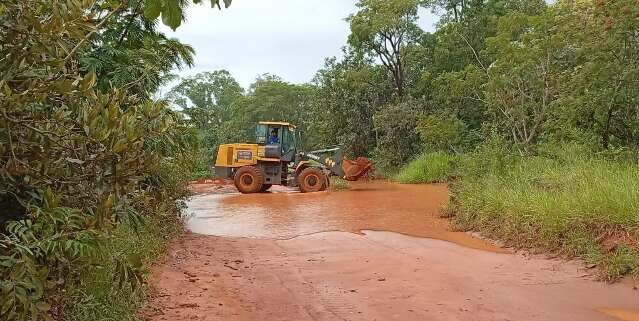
[186,181,505,253]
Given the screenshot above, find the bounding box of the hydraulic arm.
[299,147,372,181]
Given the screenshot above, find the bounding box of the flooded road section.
[142,181,639,321]
[186,181,504,253]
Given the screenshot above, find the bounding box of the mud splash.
[598,308,639,321]
[186,181,505,253]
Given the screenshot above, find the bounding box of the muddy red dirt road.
[142,182,638,321]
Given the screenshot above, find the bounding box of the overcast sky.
[159,1,439,90]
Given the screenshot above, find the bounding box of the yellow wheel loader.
[214,121,372,193]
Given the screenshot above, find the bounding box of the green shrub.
[372,100,425,173]
[191,147,216,180]
[450,147,639,280]
[329,177,350,191]
[416,115,466,153]
[67,210,183,321]
[395,152,458,183]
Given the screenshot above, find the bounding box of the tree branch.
[65,3,124,62]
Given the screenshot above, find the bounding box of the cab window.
[282,128,295,153]
[255,124,268,144]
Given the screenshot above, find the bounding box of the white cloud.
[160,1,439,90]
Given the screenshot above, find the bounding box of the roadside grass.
[394,152,458,183]
[67,207,184,321]
[452,150,639,280]
[396,147,639,280]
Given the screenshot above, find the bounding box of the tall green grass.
[454,151,639,280]
[67,209,184,321]
[396,147,639,280]
[394,152,458,183]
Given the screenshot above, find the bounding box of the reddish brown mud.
[142,181,639,321]
[187,181,504,253]
[189,179,235,195]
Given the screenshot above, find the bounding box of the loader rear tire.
[260,184,272,192]
[234,166,264,194]
[298,167,326,193]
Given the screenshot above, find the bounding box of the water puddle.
[598,308,639,321]
[186,181,505,253]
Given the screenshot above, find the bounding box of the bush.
[416,115,466,153]
[394,152,458,183]
[67,211,183,321]
[329,177,350,191]
[372,100,425,173]
[450,146,639,280]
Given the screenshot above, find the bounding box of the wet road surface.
[187,182,503,252]
[142,181,639,321]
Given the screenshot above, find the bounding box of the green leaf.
[80,71,97,91]
[143,0,162,20]
[0,80,11,96]
[113,139,128,153]
[1,296,14,315]
[35,301,50,312]
[161,1,183,30]
[127,253,143,268]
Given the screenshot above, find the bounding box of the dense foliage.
[0,0,229,320]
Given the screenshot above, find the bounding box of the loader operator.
[268,129,279,144]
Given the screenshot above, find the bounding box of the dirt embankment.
[141,181,639,321]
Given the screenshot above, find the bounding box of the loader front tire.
[298,167,326,193]
[234,166,264,194]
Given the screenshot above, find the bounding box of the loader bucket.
[341,157,373,181]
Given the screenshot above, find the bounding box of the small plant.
[329,177,350,191]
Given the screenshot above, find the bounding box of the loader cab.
[255,121,297,162]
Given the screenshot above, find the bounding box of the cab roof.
[258,121,297,129]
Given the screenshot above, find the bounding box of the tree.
[424,0,546,23]
[483,11,563,153]
[348,0,423,99]
[309,49,394,156]
[167,70,244,177]
[169,70,244,130]
[82,0,196,98]
[227,75,314,144]
[373,99,426,170]
[431,64,487,131]
[557,0,639,149]
[417,114,467,153]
